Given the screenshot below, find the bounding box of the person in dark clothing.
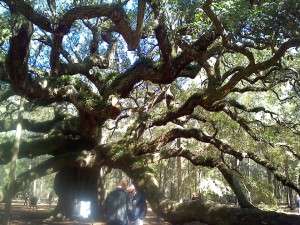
[127,185,147,225]
[104,179,129,225]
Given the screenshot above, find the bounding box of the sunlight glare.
[79,201,91,218]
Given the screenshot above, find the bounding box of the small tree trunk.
[273,175,280,199]
[288,187,294,208]
[267,169,274,196]
[33,178,37,196]
[97,168,106,206]
[162,162,168,195]
[169,158,176,200]
[3,98,23,225]
[187,161,192,198]
[40,178,44,199]
[247,158,251,178]
[158,160,163,192]
[193,167,198,194]
[284,157,294,208]
[176,139,182,201]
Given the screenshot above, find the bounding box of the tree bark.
[53,166,102,219]
[273,178,281,200]
[2,98,23,225]
[218,164,254,208]
[176,139,182,201]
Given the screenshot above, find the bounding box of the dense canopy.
[0,0,300,224]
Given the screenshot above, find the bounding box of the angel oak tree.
[0,0,300,224]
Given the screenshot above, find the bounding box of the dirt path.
[0,201,169,225]
[2,201,298,225]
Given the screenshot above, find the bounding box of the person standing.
[103,179,129,225]
[127,184,147,225]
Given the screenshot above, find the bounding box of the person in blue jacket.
[104,179,129,225]
[127,184,147,225]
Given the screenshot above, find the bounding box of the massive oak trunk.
[53,166,103,219]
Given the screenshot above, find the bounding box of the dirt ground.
[0,200,169,225]
[1,201,299,225]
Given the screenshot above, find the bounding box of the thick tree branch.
[135,0,146,44]
[219,38,300,96]
[203,0,223,35]
[137,128,300,194]
[0,115,79,134]
[147,0,173,70]
[2,0,145,50]
[218,164,254,208]
[6,20,32,89]
[255,38,300,71]
[151,92,225,127]
[231,86,270,93]
[5,19,121,130]
[1,0,53,32]
[277,143,300,161]
[4,151,92,199]
[34,35,73,63]
[2,0,147,76]
[158,147,253,208]
[223,108,264,143]
[0,134,93,164]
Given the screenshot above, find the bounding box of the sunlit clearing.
[199,178,229,197]
[79,201,91,218]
